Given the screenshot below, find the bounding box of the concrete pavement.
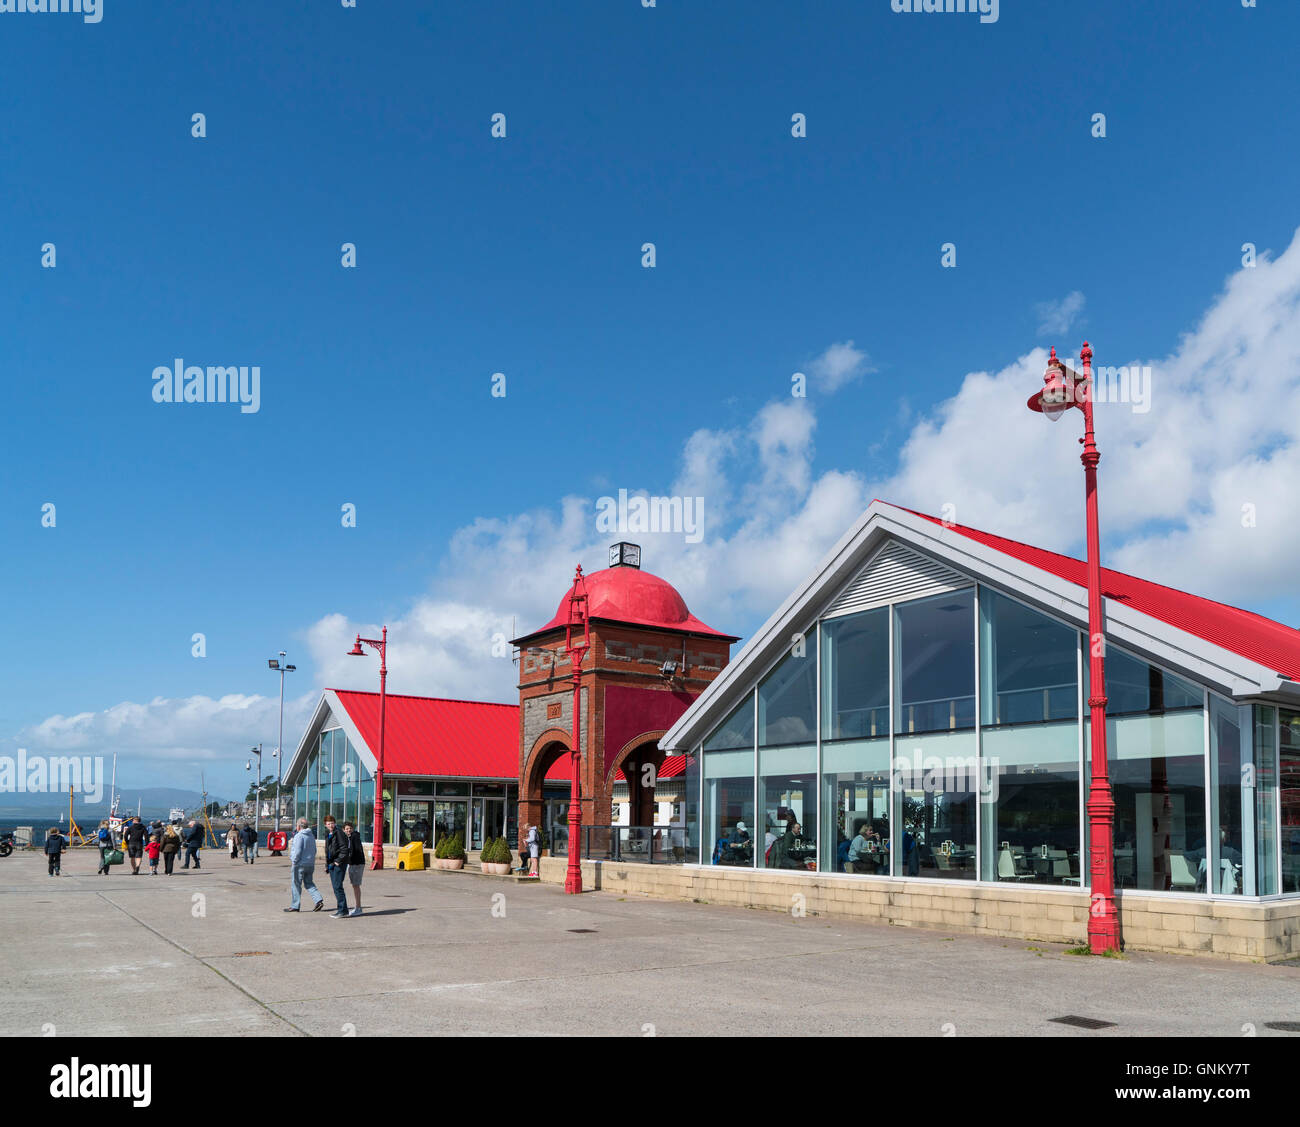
[2,849,1298,1037]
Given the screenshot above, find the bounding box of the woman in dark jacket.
[160,824,181,875]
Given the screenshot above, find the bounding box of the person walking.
[241,820,258,864]
[226,824,239,861]
[285,817,324,912]
[161,823,180,875]
[324,815,348,918]
[45,827,67,876]
[96,820,113,875]
[146,834,161,875]
[123,816,147,875]
[342,820,365,917]
[182,819,204,869]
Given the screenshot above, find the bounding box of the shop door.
[473,798,505,848]
[399,801,433,848]
[433,800,467,849]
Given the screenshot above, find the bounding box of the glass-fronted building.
[664,502,1300,901]
[284,689,521,853]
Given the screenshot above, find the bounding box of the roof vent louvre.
[825,539,971,618]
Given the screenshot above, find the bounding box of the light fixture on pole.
[1028,342,1120,954]
[268,652,296,847]
[246,744,264,847]
[563,566,591,895]
[347,627,388,870]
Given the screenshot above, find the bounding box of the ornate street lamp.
[1027,342,1120,954]
[348,626,388,870]
[564,567,591,894]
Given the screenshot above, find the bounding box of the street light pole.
[268,652,297,846]
[348,627,388,870]
[1028,342,1120,954]
[246,744,263,846]
[564,567,591,895]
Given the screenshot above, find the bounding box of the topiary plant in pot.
[438,831,466,870]
[480,836,512,875]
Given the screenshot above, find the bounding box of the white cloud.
[808,340,870,392]
[1035,290,1086,337]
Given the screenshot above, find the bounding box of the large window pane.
[979,589,1077,725]
[758,651,816,747]
[822,608,889,739]
[704,750,754,867]
[1094,649,1202,715]
[980,722,1080,885]
[703,698,754,752]
[1209,696,1248,895]
[758,745,815,871]
[895,590,975,734]
[822,739,890,875]
[1254,706,1277,896]
[894,732,978,879]
[685,750,700,864]
[359,779,375,843]
[1091,710,1206,892]
[1280,710,1300,894]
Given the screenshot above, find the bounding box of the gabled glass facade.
[288,726,375,841]
[691,578,1291,899]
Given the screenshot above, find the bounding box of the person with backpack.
[96,820,114,875]
[182,820,204,869]
[324,815,349,917]
[240,820,259,864]
[45,827,66,876]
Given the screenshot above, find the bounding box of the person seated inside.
[847,820,880,873]
[768,820,806,870]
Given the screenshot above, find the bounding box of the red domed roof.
[515,566,738,643]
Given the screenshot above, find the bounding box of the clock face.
[624,544,641,567]
[609,544,620,567]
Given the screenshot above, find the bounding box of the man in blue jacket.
[286,817,325,912]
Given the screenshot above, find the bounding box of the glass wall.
[1254,706,1277,896]
[1280,710,1300,893]
[822,740,890,874]
[685,750,700,864]
[979,590,1081,885]
[758,744,815,870]
[1209,695,1247,895]
[895,590,975,733]
[758,651,815,747]
[895,732,978,879]
[704,749,754,866]
[822,608,889,739]
[1087,651,1205,892]
[290,726,374,840]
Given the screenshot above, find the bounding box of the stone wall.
[535,858,1300,963]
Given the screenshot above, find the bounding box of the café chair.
[998,849,1034,882]
[1169,853,1199,891]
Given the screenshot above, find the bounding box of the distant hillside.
[0,787,207,824]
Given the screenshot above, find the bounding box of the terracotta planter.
[481,861,511,875]
[437,857,465,870]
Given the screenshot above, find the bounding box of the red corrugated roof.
[614,754,687,781]
[885,503,1300,681]
[330,690,519,777]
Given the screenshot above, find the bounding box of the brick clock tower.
[513,543,738,853]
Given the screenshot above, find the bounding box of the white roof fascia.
[662,503,1291,752]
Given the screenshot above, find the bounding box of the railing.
[573,825,688,864]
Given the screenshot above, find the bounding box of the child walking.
[146,834,161,875]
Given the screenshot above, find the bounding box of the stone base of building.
[535,857,1300,963]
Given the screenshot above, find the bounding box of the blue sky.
[3,0,1300,802]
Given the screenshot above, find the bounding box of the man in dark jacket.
[240,821,259,864]
[182,820,204,869]
[123,816,148,875]
[324,815,349,917]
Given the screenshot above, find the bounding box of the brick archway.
[519,731,571,851]
[607,731,668,828]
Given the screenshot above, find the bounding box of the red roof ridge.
[328,688,518,709]
[885,502,1291,628]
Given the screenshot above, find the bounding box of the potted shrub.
[436,831,466,870]
[480,837,512,875]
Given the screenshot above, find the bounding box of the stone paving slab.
[2,850,1298,1037]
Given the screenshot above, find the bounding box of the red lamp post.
[564,566,591,895]
[348,626,388,871]
[1027,342,1120,954]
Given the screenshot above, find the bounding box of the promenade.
[2,850,1297,1037]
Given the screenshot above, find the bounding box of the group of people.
[38,817,208,877]
[225,821,261,864]
[286,815,366,917]
[711,817,810,869]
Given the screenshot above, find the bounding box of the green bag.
[105,849,124,866]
